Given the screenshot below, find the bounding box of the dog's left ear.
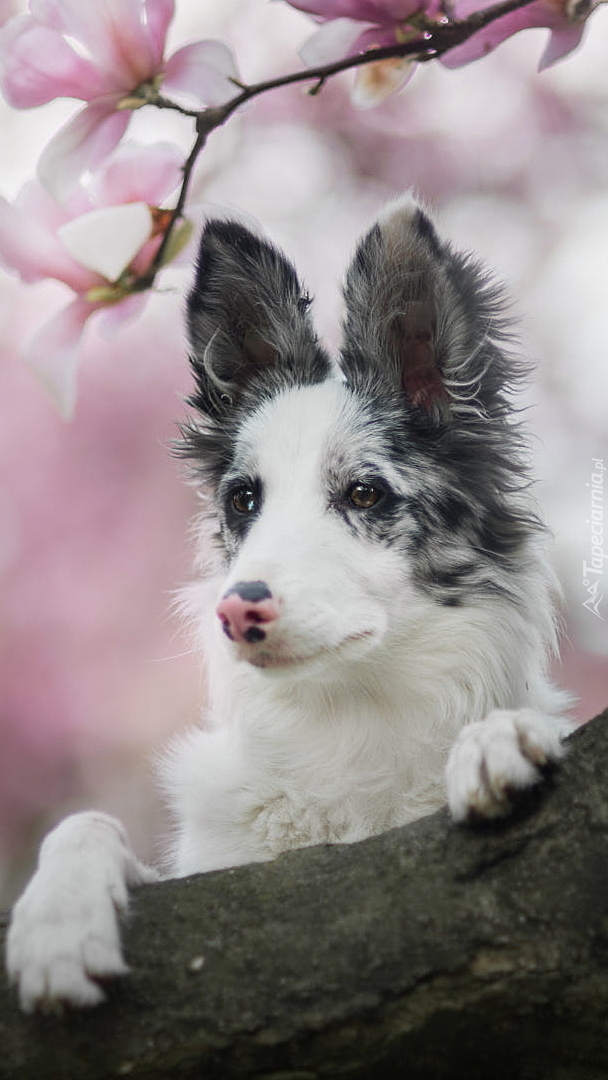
[187,219,329,419]
[339,196,510,421]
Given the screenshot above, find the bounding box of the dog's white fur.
[6,199,572,1013]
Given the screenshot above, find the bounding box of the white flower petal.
[351,55,415,108]
[163,39,239,107]
[57,202,153,281]
[23,298,93,420]
[299,18,370,66]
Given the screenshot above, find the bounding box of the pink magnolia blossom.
[440,0,604,71]
[287,0,443,105]
[287,0,604,98]
[0,0,238,199]
[0,141,187,418]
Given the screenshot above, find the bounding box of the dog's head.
[180,199,544,674]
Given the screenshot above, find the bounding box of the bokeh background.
[0,0,607,904]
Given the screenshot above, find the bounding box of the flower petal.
[30,0,171,86]
[23,297,94,420]
[284,1,400,18]
[97,0,172,80]
[283,0,441,19]
[0,14,109,106]
[37,101,130,202]
[96,291,147,337]
[163,40,239,106]
[351,53,415,106]
[440,0,586,69]
[0,192,57,283]
[538,22,584,68]
[91,141,182,208]
[0,186,95,290]
[58,202,153,281]
[141,0,175,65]
[299,18,372,65]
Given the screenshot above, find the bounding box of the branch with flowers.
[0,0,604,417]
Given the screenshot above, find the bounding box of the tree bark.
[1,709,607,1080]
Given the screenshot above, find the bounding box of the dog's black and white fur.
[6,196,572,1012]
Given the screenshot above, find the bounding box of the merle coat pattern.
[6,197,572,1012]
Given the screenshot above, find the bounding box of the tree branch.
[140,0,542,288]
[1,707,607,1080]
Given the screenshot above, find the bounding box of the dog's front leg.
[445,708,574,822]
[5,811,159,1013]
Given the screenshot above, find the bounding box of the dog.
[5,195,573,1013]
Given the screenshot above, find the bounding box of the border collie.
[6,196,572,1012]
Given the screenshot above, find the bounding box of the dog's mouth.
[241,630,376,671]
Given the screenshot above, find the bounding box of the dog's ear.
[339,196,513,423]
[186,219,329,419]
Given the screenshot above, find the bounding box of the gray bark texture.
[0,709,607,1080]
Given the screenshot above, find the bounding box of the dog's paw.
[6,812,158,1013]
[446,708,571,823]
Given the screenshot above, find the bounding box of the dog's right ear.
[339,195,515,427]
[186,219,329,419]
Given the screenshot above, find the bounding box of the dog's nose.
[216,581,279,644]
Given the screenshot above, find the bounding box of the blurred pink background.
[0,0,607,903]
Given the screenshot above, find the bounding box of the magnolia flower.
[0,0,238,199]
[0,141,188,418]
[286,0,443,106]
[440,0,606,70]
[286,0,605,99]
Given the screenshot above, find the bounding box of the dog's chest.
[239,740,444,858]
[247,793,356,854]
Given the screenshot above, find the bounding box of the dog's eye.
[231,486,258,515]
[347,482,383,509]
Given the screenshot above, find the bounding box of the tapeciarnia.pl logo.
[582,458,605,621]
